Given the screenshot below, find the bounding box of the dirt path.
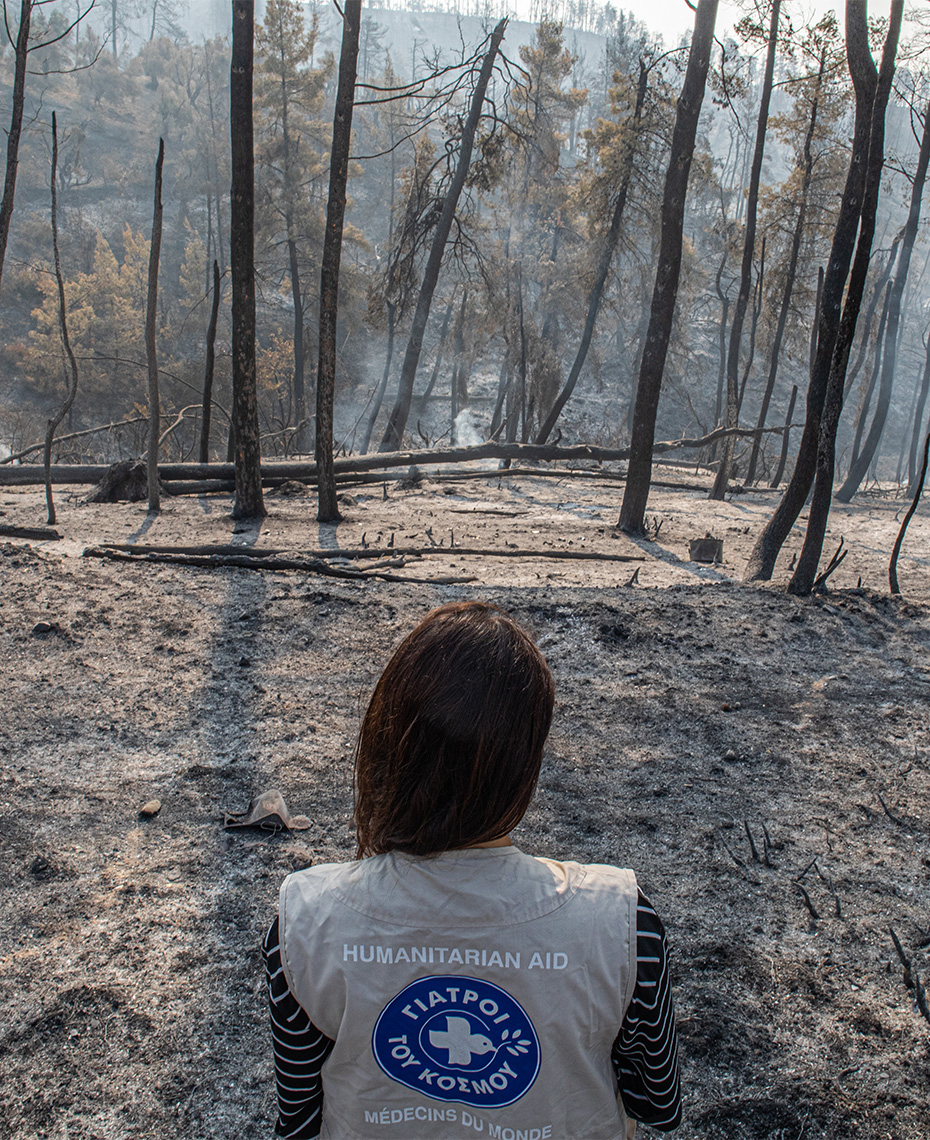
[1,471,928,1139]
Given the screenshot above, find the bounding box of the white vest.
[279,845,639,1140]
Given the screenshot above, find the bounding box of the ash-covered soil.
[0,469,928,1140]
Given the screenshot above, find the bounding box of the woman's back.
[279,846,639,1140]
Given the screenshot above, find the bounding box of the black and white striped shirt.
[263,891,681,1137]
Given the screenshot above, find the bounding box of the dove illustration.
[428,1016,496,1066]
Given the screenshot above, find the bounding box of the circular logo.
[372,975,540,1109]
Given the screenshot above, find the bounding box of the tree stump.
[88,460,163,503]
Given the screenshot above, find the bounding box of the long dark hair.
[354,602,554,857]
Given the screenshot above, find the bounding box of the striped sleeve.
[611,891,682,1131]
[262,917,335,1139]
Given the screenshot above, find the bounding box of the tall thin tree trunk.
[889,430,929,593]
[230,0,265,519]
[769,266,824,489]
[843,234,899,400]
[449,288,467,443]
[710,0,780,500]
[907,330,930,495]
[835,84,930,503]
[770,385,798,487]
[618,0,718,533]
[744,1,879,582]
[43,113,79,526]
[146,139,165,513]
[847,279,891,473]
[896,370,921,484]
[789,1,902,595]
[536,59,649,444]
[360,300,395,454]
[316,0,360,521]
[737,237,765,418]
[490,354,512,440]
[418,298,454,411]
[747,41,827,486]
[379,19,507,452]
[200,259,221,463]
[713,258,729,432]
[277,42,308,457]
[288,235,307,452]
[0,0,33,298]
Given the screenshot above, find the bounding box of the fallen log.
[0,523,62,541]
[93,541,647,563]
[0,425,792,487]
[83,545,478,584]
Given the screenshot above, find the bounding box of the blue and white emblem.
[372,975,540,1109]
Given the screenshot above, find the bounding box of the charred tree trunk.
[618,0,718,533]
[744,1,879,581]
[145,139,165,513]
[746,44,825,486]
[907,331,930,495]
[200,259,221,463]
[43,113,79,526]
[896,370,921,484]
[229,0,265,519]
[490,354,512,440]
[0,0,32,298]
[770,385,798,487]
[713,253,729,435]
[890,430,929,593]
[844,234,900,400]
[737,238,765,418]
[836,84,930,503]
[418,298,454,411]
[847,279,891,474]
[379,19,507,452]
[449,288,468,444]
[360,300,396,454]
[316,0,360,522]
[710,0,780,500]
[789,1,902,595]
[289,235,308,453]
[535,59,649,444]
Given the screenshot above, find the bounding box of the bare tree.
[617,0,718,534]
[746,17,835,485]
[230,0,265,519]
[315,0,360,522]
[743,0,889,582]
[379,19,507,453]
[835,83,930,503]
[0,0,94,297]
[890,431,929,593]
[710,0,781,500]
[145,139,164,513]
[535,58,649,445]
[199,259,221,463]
[788,1,902,595]
[42,113,79,526]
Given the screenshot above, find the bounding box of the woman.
[264,601,681,1139]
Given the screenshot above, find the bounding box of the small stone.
[31,621,57,635]
[139,799,162,818]
[723,749,738,762]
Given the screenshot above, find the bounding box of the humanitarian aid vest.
[278,845,639,1140]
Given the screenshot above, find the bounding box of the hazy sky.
[566,1,898,45]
